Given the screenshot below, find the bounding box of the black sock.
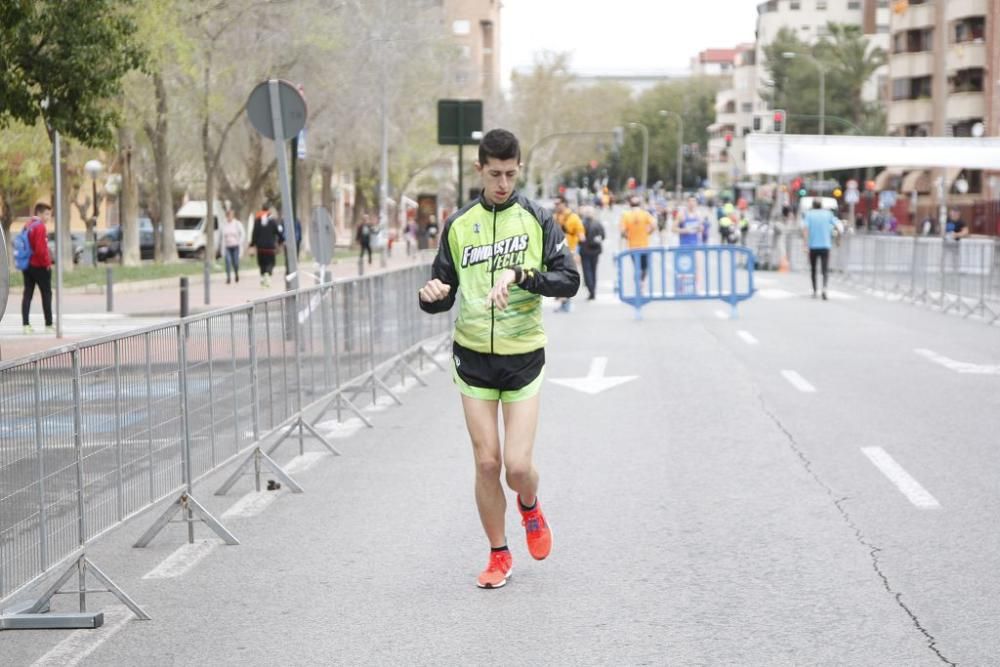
[491,544,509,553]
[518,497,536,512]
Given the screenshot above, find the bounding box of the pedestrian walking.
[620,195,655,282]
[248,202,283,288]
[356,214,373,265]
[18,202,54,334]
[802,198,837,300]
[418,128,579,589]
[222,208,244,284]
[579,205,605,300]
[553,195,585,312]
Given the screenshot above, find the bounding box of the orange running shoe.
[477,549,513,589]
[518,496,552,560]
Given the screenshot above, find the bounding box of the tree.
[0,0,145,145]
[816,23,887,133]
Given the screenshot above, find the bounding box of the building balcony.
[892,2,935,31]
[888,98,934,127]
[889,51,935,79]
[946,92,986,121]
[946,0,987,22]
[717,111,740,128]
[947,41,987,70]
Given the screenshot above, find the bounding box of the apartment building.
[884,0,999,220]
[441,0,502,104]
[707,0,891,192]
[691,48,739,77]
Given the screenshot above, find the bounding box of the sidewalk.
[0,249,430,362]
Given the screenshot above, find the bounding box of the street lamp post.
[627,121,649,193]
[658,110,684,203]
[84,159,103,265]
[783,51,826,182]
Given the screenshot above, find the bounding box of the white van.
[174,200,224,259]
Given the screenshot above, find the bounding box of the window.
[951,118,985,137]
[894,27,933,53]
[847,0,861,9]
[816,0,827,8]
[892,76,932,100]
[877,24,889,34]
[954,16,986,44]
[904,123,930,137]
[452,19,470,35]
[790,0,801,9]
[877,0,889,6]
[742,102,754,112]
[950,68,984,94]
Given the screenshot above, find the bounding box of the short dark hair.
[478,128,520,165]
[812,199,822,209]
[33,202,51,216]
[555,195,567,205]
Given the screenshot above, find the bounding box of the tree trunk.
[119,126,141,266]
[321,163,333,213]
[150,72,177,262]
[202,59,216,264]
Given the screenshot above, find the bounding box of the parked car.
[96,218,156,261]
[174,201,223,259]
[47,231,85,265]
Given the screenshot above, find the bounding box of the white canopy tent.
[745,134,1000,175]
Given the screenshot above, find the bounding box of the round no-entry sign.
[246,80,307,141]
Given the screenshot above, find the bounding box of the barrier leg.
[133,493,240,548]
[215,445,306,496]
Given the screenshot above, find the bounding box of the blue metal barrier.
[615,245,756,319]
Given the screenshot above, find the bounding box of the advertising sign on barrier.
[674,249,697,296]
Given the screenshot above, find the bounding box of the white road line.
[285,452,329,475]
[714,309,728,320]
[824,289,857,301]
[914,348,1000,375]
[861,447,941,509]
[142,540,218,579]
[31,607,132,667]
[757,288,795,300]
[736,330,759,345]
[781,370,816,393]
[221,491,279,519]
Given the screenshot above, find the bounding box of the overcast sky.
[501,0,760,85]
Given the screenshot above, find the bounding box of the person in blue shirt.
[801,199,837,300]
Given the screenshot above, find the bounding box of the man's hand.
[418,278,452,304]
[486,268,517,311]
[247,246,256,257]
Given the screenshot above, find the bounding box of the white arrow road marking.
[714,309,729,320]
[549,357,637,395]
[31,606,132,667]
[861,447,941,509]
[781,370,816,393]
[736,330,758,345]
[914,348,1000,375]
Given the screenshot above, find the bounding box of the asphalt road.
[3,211,998,666]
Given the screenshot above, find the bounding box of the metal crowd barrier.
[0,263,448,629]
[743,228,998,325]
[615,245,756,319]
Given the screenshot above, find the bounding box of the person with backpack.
[579,205,605,300]
[248,202,283,287]
[16,202,54,334]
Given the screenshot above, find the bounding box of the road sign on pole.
[438,100,483,207]
[246,79,308,290]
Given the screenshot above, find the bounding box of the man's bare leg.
[461,395,506,547]
[501,394,540,506]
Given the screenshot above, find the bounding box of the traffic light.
[798,187,808,197]
[724,132,733,147]
[773,110,784,134]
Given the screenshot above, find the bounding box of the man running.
[418,128,579,589]
[674,196,705,247]
[619,196,655,282]
[801,198,837,300]
[553,196,585,312]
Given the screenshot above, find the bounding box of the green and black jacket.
[419,191,580,355]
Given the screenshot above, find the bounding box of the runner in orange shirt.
[554,196,585,312]
[619,196,655,281]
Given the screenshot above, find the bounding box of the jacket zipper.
[490,203,498,354]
